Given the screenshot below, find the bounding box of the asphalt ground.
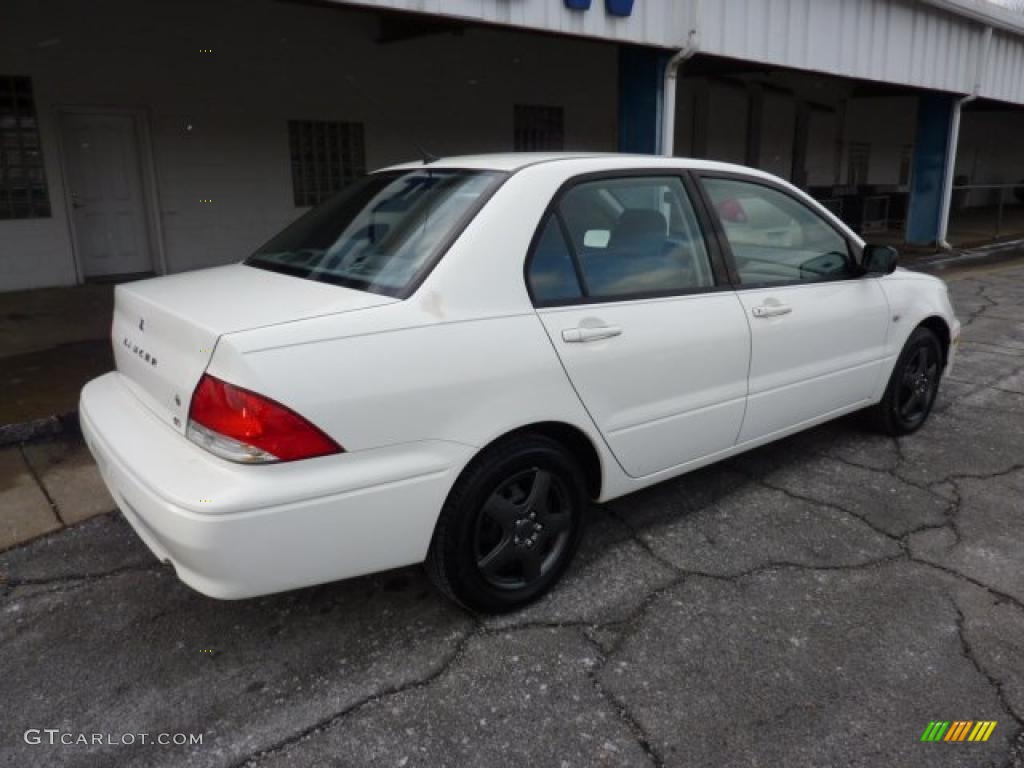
[2,262,1024,768]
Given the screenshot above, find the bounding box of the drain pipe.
[937,24,993,249]
[660,3,701,157]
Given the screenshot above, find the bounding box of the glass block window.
[514,105,564,152]
[0,76,50,219]
[288,120,366,207]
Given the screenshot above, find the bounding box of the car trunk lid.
[111,263,396,433]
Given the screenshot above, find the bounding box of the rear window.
[246,169,506,296]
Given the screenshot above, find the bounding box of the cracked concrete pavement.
[2,264,1024,767]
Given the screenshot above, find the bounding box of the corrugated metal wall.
[985,28,1024,102]
[700,0,977,93]
[335,0,1024,106]
[335,0,694,47]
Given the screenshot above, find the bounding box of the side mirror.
[861,244,898,276]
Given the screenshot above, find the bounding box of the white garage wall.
[805,110,839,187]
[706,83,749,166]
[672,75,920,190]
[843,97,917,186]
[956,109,1024,200]
[0,74,76,290]
[759,90,796,180]
[0,0,617,291]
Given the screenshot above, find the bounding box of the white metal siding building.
[2,0,1023,292]
[343,0,1024,103]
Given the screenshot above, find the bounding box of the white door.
[528,175,751,478]
[699,175,891,442]
[60,112,153,277]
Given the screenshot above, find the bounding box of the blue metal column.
[618,45,668,154]
[906,95,957,245]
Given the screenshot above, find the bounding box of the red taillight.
[188,374,342,462]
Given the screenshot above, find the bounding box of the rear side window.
[527,175,715,305]
[247,169,505,297]
[527,217,583,303]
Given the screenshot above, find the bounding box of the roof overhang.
[923,0,1024,35]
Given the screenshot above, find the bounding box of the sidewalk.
[0,437,115,554]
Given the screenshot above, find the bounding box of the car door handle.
[751,304,793,318]
[562,326,623,343]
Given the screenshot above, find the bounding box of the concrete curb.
[0,411,80,448]
[903,238,1024,273]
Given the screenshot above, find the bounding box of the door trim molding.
[54,105,167,282]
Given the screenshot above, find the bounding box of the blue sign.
[606,0,634,16]
[564,0,634,16]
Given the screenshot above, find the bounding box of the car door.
[696,173,891,443]
[527,173,751,478]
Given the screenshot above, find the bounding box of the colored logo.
[921,721,997,742]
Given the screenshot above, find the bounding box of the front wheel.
[425,434,588,614]
[867,326,944,436]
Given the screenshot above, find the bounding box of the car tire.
[867,326,944,436]
[425,434,588,614]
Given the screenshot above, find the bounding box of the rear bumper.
[80,372,471,599]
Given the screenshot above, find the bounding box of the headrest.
[609,209,667,250]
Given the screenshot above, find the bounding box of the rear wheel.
[426,434,587,613]
[867,326,944,436]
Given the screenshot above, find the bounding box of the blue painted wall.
[618,45,666,154]
[906,94,956,244]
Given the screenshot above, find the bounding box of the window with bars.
[514,105,564,152]
[288,120,366,207]
[0,76,50,219]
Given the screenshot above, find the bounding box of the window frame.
[524,170,733,309]
[691,171,864,290]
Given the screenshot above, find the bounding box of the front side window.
[248,169,505,296]
[702,177,854,286]
[528,176,715,304]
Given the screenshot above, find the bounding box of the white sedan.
[81,154,960,613]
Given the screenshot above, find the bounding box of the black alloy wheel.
[473,467,572,590]
[868,326,944,436]
[896,344,940,428]
[426,434,587,613]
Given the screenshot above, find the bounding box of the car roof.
[379,153,606,172]
[377,152,767,177]
[375,152,861,249]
